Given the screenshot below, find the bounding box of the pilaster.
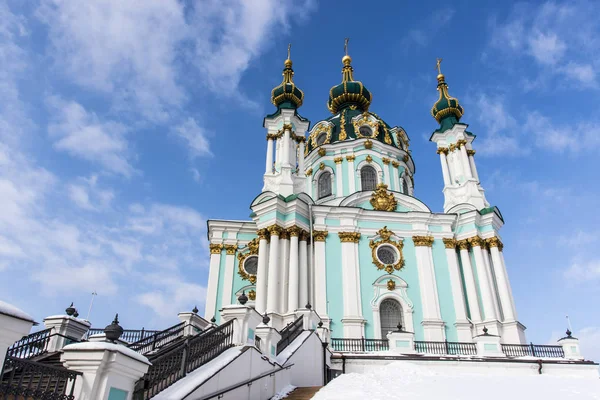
[346,155,356,193]
[339,232,365,338]
[255,229,270,314]
[442,238,472,342]
[266,225,282,314]
[313,230,329,324]
[222,244,237,307]
[204,244,223,319]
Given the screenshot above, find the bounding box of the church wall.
[214,252,227,323]
[341,158,350,196]
[237,233,257,241]
[431,240,459,342]
[396,240,425,340]
[469,249,486,320]
[456,252,472,320]
[324,234,344,338]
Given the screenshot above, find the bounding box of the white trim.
[370,275,414,339]
[355,160,383,191]
[313,166,335,200]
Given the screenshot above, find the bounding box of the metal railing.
[331,338,389,352]
[501,343,564,358]
[7,328,53,359]
[276,317,304,354]
[254,335,262,351]
[0,355,82,400]
[86,328,160,343]
[133,319,234,400]
[414,340,477,355]
[128,322,186,354]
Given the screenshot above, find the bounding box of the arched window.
[402,178,409,195]
[361,166,377,191]
[318,172,332,199]
[316,132,327,146]
[380,298,403,338]
[243,256,258,275]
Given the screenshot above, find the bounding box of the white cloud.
[47,97,135,177]
[578,326,600,362]
[564,259,600,284]
[524,111,600,153]
[68,175,115,211]
[190,168,201,183]
[400,8,455,49]
[172,118,212,158]
[528,32,566,65]
[136,275,207,318]
[561,62,597,87]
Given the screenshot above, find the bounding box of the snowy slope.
[313,361,600,400]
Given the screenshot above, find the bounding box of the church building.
[204,47,527,345]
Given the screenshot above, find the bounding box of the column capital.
[382,157,391,165]
[223,244,237,255]
[412,235,434,247]
[282,123,293,131]
[299,230,310,242]
[448,143,457,152]
[457,239,470,250]
[467,236,484,247]
[402,154,409,162]
[457,139,468,148]
[391,160,400,168]
[313,230,328,242]
[338,232,361,243]
[318,148,326,157]
[334,156,343,164]
[442,238,457,249]
[295,135,306,143]
[287,226,302,237]
[280,229,290,240]
[257,228,270,241]
[266,133,280,141]
[209,244,223,254]
[346,154,356,162]
[305,168,313,176]
[467,149,476,156]
[436,147,449,155]
[486,237,504,251]
[267,224,283,237]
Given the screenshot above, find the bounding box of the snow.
[313,361,600,400]
[0,300,34,322]
[272,384,296,400]
[276,331,312,364]
[63,341,151,364]
[153,347,243,400]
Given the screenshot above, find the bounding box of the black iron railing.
[133,319,234,400]
[86,328,161,343]
[414,340,477,355]
[0,355,82,400]
[7,328,53,359]
[331,338,389,352]
[254,335,262,351]
[501,343,564,358]
[276,317,304,354]
[128,322,186,354]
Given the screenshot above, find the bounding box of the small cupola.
[270,44,304,110]
[431,59,464,131]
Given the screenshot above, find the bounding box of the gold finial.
[342,37,352,66]
[435,58,445,82]
[284,43,292,68]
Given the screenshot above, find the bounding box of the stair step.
[283,386,323,400]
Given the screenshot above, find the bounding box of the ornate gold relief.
[338,232,361,243]
[457,139,467,148]
[299,230,311,242]
[310,124,332,148]
[412,236,434,247]
[248,290,256,301]
[353,113,379,138]
[267,225,282,236]
[237,238,259,283]
[403,155,409,163]
[391,160,400,168]
[365,155,373,163]
[370,226,405,272]
[436,147,449,155]
[346,154,356,162]
[442,238,457,249]
[457,239,469,250]
[334,156,343,164]
[224,244,237,255]
[287,226,302,237]
[318,148,326,157]
[468,236,484,247]
[280,229,290,240]
[387,279,396,291]
[339,109,348,141]
[382,157,390,165]
[209,244,223,254]
[305,168,313,176]
[365,139,373,149]
[370,184,397,212]
[256,228,270,241]
[449,143,457,152]
[467,149,476,156]
[486,237,504,251]
[313,230,328,242]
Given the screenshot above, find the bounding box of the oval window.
[376,245,397,265]
[244,256,258,275]
[359,126,373,137]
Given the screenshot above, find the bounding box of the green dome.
[327,56,372,114]
[271,59,304,109]
[306,108,402,154]
[431,73,463,127]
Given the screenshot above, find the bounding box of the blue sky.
[1,1,598,359]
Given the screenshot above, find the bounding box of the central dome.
[327,55,372,114]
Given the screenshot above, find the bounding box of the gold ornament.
[382,157,390,165]
[467,149,476,156]
[237,238,259,283]
[365,139,373,149]
[280,229,290,240]
[248,290,256,301]
[299,230,311,242]
[468,236,484,247]
[267,225,282,236]
[370,184,397,212]
[209,244,223,254]
[256,228,270,241]
[287,226,301,237]
[486,237,504,251]
[319,162,325,170]
[457,239,469,250]
[305,168,313,176]
[346,154,356,162]
[442,238,457,249]
[457,139,467,148]
[338,232,361,243]
[310,123,332,148]
[313,230,328,242]
[353,114,379,139]
[391,160,399,168]
[403,155,409,163]
[366,155,373,163]
[334,156,343,164]
[224,244,237,255]
[370,226,405,272]
[449,143,457,152]
[387,279,396,291]
[436,147,448,155]
[318,148,326,157]
[412,236,434,247]
[339,109,348,141]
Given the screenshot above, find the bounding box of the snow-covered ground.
[313,361,600,400]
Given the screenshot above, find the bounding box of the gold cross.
[287,43,291,60]
[344,38,349,56]
[436,58,443,74]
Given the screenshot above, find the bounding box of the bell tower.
[429,59,489,213]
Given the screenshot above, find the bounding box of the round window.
[244,256,258,275]
[316,132,327,146]
[359,126,373,137]
[377,245,398,265]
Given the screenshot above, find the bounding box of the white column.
[275,137,281,165]
[339,233,364,338]
[392,162,400,192]
[298,140,305,175]
[298,234,308,308]
[283,129,291,167]
[488,240,516,321]
[413,237,444,341]
[346,155,356,193]
[204,244,223,319]
[222,245,237,307]
[265,138,274,174]
[438,149,451,186]
[459,142,473,179]
[450,147,464,181]
[307,173,314,198]
[482,245,502,320]
[470,238,497,321]
[266,226,281,314]
[335,157,343,196]
[442,239,471,341]
[458,241,482,322]
[383,161,391,188]
[306,235,313,307]
[255,231,270,314]
[279,231,290,313]
[313,231,328,319]
[288,229,300,312]
[468,150,479,181]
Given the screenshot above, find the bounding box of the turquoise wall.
[431,240,458,341]
[324,235,344,338]
[108,388,128,400]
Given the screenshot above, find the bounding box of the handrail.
[501,343,564,358]
[128,322,186,354]
[331,337,389,352]
[414,340,477,355]
[276,316,304,354]
[199,364,293,400]
[86,328,161,343]
[7,331,79,359]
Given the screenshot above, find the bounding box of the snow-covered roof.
[313,361,600,400]
[62,342,151,365]
[0,300,35,322]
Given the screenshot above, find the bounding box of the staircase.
[283,387,323,399]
